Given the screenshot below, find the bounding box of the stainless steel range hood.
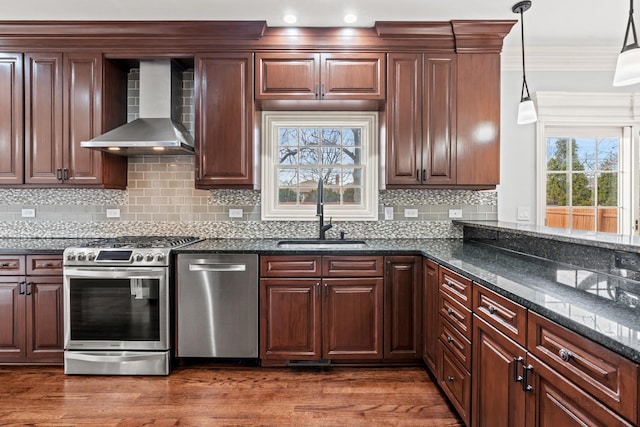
[81,60,194,156]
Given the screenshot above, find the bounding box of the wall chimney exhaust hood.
[81,59,194,156]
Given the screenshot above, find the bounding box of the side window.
[545,128,621,233]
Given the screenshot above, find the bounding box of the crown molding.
[501,46,619,72]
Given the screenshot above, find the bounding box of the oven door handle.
[64,352,159,363]
[64,268,166,279]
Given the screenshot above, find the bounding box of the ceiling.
[1,0,628,48]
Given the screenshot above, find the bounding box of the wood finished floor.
[0,365,463,426]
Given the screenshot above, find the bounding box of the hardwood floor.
[0,365,463,426]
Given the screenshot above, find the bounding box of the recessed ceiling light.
[283,14,297,24]
[344,14,357,24]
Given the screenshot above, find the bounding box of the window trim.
[535,92,640,234]
[261,111,379,222]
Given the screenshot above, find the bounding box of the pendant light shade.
[613,0,640,86]
[513,1,537,124]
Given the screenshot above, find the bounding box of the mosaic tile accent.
[0,189,127,206]
[380,189,496,205]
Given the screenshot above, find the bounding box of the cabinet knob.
[447,281,454,288]
[488,305,497,314]
[558,348,573,362]
[446,336,454,343]
[447,376,454,382]
[447,308,454,316]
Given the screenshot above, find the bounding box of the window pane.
[546,173,567,206]
[574,138,596,171]
[572,172,593,206]
[343,128,361,147]
[598,172,618,206]
[598,207,619,233]
[300,128,319,146]
[322,147,342,165]
[323,186,341,204]
[598,138,619,171]
[278,147,299,165]
[321,128,341,145]
[278,188,299,204]
[299,148,320,165]
[341,147,361,165]
[278,168,298,186]
[343,188,361,204]
[571,207,595,231]
[279,128,298,146]
[546,138,569,171]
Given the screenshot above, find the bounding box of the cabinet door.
[322,278,383,360]
[0,278,26,360]
[423,54,456,185]
[386,53,422,186]
[24,52,63,185]
[259,278,321,360]
[195,53,255,188]
[422,258,439,373]
[456,54,500,186]
[321,53,385,100]
[255,52,319,100]
[384,256,421,359]
[525,354,634,427]
[26,276,63,362]
[0,53,24,185]
[472,315,526,427]
[62,52,105,186]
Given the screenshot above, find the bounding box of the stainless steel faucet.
[317,178,332,240]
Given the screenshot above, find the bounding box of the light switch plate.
[21,208,35,218]
[229,208,243,218]
[448,209,463,219]
[106,208,120,218]
[517,206,531,221]
[404,208,418,218]
[384,206,394,220]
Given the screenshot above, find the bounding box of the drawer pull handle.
[522,364,534,392]
[513,356,524,384]
[488,305,497,314]
[447,376,454,382]
[447,308,454,316]
[447,336,454,343]
[0,262,14,268]
[558,349,573,362]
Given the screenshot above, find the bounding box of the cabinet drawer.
[439,315,471,371]
[260,256,322,277]
[527,311,638,424]
[438,343,471,426]
[323,256,383,277]
[439,290,472,339]
[26,255,63,275]
[0,255,24,275]
[473,283,527,347]
[439,266,472,309]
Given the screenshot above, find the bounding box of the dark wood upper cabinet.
[195,52,255,189]
[386,53,457,187]
[256,52,385,101]
[0,53,24,185]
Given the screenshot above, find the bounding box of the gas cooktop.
[76,235,202,249]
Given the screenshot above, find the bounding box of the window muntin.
[262,112,378,221]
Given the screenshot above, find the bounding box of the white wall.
[498,66,634,223]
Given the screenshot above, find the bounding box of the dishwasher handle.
[189,263,247,272]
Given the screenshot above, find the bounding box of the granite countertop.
[1,236,638,363]
[178,238,640,363]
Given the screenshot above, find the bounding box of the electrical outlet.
[21,208,35,218]
[448,209,463,219]
[229,208,243,218]
[384,206,394,220]
[106,208,120,218]
[404,208,418,218]
[517,206,531,221]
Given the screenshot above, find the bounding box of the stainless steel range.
[63,236,201,375]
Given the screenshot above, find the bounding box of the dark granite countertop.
[0,236,637,363]
[178,238,640,363]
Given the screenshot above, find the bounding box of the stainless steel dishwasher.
[176,254,258,358]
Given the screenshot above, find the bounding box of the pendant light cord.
[623,0,639,50]
[519,8,531,101]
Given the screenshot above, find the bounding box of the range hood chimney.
[81,59,195,156]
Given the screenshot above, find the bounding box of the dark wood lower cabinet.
[472,315,526,427]
[422,258,439,372]
[0,274,63,364]
[438,342,471,426]
[526,354,634,427]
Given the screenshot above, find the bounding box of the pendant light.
[613,0,640,86]
[513,1,537,124]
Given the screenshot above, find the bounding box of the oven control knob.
[66,252,76,261]
[77,252,86,261]
[135,253,144,262]
[155,253,165,262]
[145,253,155,262]
[86,252,96,261]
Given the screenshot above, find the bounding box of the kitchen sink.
[276,239,368,249]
